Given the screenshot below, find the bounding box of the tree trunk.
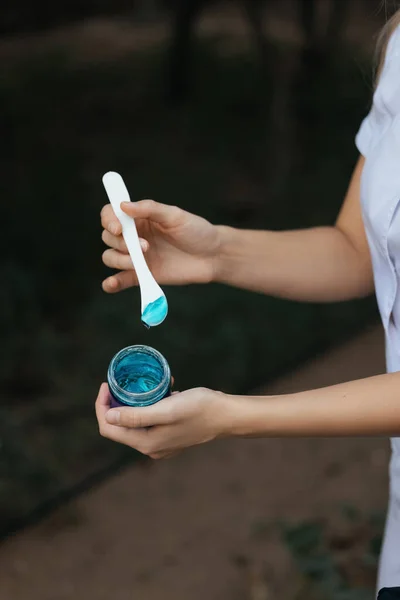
[241,0,270,75]
[166,0,205,105]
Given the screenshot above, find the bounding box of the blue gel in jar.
[107,345,171,408]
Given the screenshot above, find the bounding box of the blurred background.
[0,1,393,599]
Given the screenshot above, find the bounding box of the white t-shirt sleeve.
[355,25,400,157]
[355,110,375,157]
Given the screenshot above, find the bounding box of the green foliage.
[282,509,384,600]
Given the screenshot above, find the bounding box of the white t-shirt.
[355,24,400,588]
[355,23,400,376]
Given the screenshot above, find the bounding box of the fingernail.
[121,202,130,207]
[109,221,118,235]
[106,410,120,424]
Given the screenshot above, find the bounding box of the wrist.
[211,391,251,439]
[211,225,240,284]
[216,394,277,438]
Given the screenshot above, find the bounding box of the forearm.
[229,372,400,438]
[214,225,373,302]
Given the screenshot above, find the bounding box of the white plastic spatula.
[102,171,168,328]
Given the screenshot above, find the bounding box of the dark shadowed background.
[0,1,392,598]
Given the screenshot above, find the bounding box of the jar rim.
[108,345,170,405]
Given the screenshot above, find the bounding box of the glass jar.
[107,345,171,408]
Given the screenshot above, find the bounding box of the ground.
[0,326,390,600]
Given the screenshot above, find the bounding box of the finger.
[102,270,139,293]
[95,382,111,422]
[102,229,128,253]
[101,422,149,450]
[102,230,149,254]
[100,205,122,236]
[106,397,176,428]
[140,238,149,252]
[97,382,111,406]
[121,199,183,227]
[102,249,133,270]
[95,383,150,451]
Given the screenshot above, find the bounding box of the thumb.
[121,199,183,227]
[106,400,174,428]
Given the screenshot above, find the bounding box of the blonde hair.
[376,8,400,82]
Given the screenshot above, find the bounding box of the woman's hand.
[95,383,232,459]
[100,200,223,293]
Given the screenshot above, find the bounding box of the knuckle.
[196,386,208,395]
[102,249,111,265]
[128,414,140,428]
[138,442,151,456]
[166,404,178,423]
[149,453,162,460]
[106,276,120,292]
[143,199,155,210]
[117,237,127,252]
[170,205,183,221]
[100,204,111,222]
[117,252,131,270]
[119,410,138,428]
[102,250,127,270]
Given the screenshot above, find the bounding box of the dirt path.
[0,325,389,600]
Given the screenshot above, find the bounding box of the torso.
[356,24,400,588]
[357,26,400,468]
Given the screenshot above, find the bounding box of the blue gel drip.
[115,352,163,394]
[141,296,168,328]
